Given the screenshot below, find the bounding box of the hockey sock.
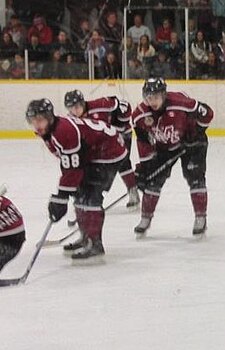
[120,169,136,190]
[75,207,105,240]
[141,191,160,218]
[191,189,207,216]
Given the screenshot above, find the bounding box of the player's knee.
[76,191,103,207]
[186,176,206,189]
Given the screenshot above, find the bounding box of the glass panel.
[28,50,88,79]
[1,1,224,80]
[188,6,224,80]
[125,6,186,80]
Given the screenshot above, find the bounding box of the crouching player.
[25,98,127,260]
[0,194,25,271]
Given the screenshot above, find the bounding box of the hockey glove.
[48,194,69,222]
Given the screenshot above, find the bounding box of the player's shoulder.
[53,116,81,148]
[55,116,80,134]
[87,97,117,112]
[166,91,198,111]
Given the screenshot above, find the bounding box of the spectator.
[151,0,178,30]
[137,34,156,63]
[62,54,87,79]
[102,51,121,79]
[125,36,137,61]
[203,51,218,78]
[214,32,225,77]
[26,33,48,62]
[0,59,11,78]
[197,0,214,41]
[10,52,25,79]
[52,30,74,61]
[85,29,107,78]
[182,18,197,47]
[99,10,122,55]
[151,50,173,78]
[167,31,184,77]
[156,18,172,50]
[27,15,53,45]
[215,31,225,61]
[127,14,152,45]
[89,0,108,31]
[127,58,147,79]
[0,32,18,59]
[4,15,26,50]
[191,30,212,76]
[5,0,15,24]
[75,19,91,50]
[41,49,64,78]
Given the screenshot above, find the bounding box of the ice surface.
[0,138,225,350]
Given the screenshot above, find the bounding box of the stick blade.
[42,240,60,248]
[0,278,22,287]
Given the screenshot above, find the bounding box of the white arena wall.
[0,80,224,138]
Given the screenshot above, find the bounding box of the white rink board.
[0,80,224,130]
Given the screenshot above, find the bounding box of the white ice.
[0,138,225,350]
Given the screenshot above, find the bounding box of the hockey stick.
[0,220,53,287]
[43,192,128,247]
[146,148,186,181]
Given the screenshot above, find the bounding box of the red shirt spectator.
[156,18,172,49]
[27,15,53,45]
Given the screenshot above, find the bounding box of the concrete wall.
[0,80,224,131]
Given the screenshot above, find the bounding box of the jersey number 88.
[61,153,79,169]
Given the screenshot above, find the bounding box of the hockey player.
[0,195,25,271]
[132,77,213,238]
[26,98,127,260]
[64,90,140,208]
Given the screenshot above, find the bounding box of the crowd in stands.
[0,0,225,79]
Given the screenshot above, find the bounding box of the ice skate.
[134,217,151,239]
[63,234,85,256]
[126,187,140,209]
[192,216,207,238]
[71,238,105,263]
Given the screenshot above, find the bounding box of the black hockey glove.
[48,194,69,222]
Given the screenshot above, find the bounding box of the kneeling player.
[0,194,25,271]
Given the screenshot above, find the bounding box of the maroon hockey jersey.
[68,97,132,134]
[0,197,25,237]
[132,92,214,162]
[43,116,127,193]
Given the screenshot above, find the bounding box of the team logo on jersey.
[145,116,154,126]
[168,111,175,118]
[93,113,99,119]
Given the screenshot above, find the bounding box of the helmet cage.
[142,78,167,100]
[26,99,54,122]
[64,90,84,108]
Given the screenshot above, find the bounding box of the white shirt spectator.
[127,15,151,45]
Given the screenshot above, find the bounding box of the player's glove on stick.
[48,194,69,222]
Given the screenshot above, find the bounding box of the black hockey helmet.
[26,98,54,123]
[64,89,84,108]
[142,77,167,99]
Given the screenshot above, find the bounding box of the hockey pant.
[119,132,136,190]
[141,142,208,219]
[0,231,25,271]
[75,162,122,241]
